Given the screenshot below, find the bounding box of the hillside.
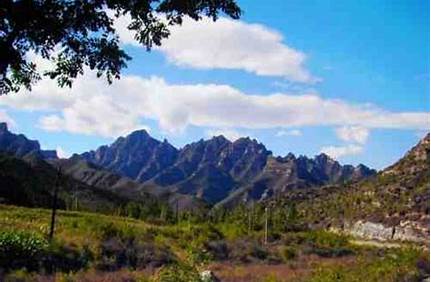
[291,134,430,242]
[0,152,128,213]
[54,155,207,212]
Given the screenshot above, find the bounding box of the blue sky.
[0,0,429,169]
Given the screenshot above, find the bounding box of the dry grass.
[209,254,357,282]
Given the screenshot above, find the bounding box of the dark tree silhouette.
[0,0,241,94]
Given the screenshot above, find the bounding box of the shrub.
[156,263,200,282]
[0,230,48,271]
[309,248,424,282]
[205,240,229,261]
[97,237,174,270]
[228,240,270,263]
[45,241,93,273]
[251,244,269,260]
[280,246,297,261]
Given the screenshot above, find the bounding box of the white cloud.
[0,63,428,138]
[276,129,302,137]
[206,128,243,141]
[335,126,369,144]
[56,146,70,159]
[114,15,317,83]
[38,94,147,137]
[320,144,363,159]
[0,110,17,129]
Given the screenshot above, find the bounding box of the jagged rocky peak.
[81,128,179,182]
[0,122,58,159]
[314,152,336,163]
[78,127,375,204]
[211,135,231,143]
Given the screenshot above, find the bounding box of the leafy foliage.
[0,230,48,271]
[0,0,241,94]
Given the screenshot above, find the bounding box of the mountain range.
[78,128,375,204]
[0,121,428,242]
[0,122,377,207]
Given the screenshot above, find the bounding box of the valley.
[0,123,429,282]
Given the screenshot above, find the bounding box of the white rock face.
[344,220,428,243]
[393,221,429,243]
[346,221,394,241]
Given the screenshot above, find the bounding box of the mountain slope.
[55,155,206,211]
[0,124,207,212]
[218,153,375,207]
[148,136,272,203]
[0,152,129,212]
[0,123,376,207]
[292,134,430,242]
[80,129,375,205]
[0,123,57,159]
[81,130,178,182]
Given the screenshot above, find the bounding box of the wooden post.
[248,206,252,234]
[49,167,62,241]
[175,199,179,224]
[74,196,78,211]
[264,206,268,244]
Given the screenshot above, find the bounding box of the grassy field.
[0,204,428,282]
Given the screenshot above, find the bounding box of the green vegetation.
[309,248,426,282]
[0,204,428,281]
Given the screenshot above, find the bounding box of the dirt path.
[349,239,403,248]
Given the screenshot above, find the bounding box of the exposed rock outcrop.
[343,219,429,243]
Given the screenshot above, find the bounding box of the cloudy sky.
[1,0,429,168]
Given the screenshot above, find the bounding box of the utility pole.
[264,206,268,245]
[248,206,251,234]
[49,167,62,241]
[175,199,179,224]
[248,202,254,234]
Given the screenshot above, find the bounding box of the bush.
[307,246,354,258]
[205,240,229,261]
[97,237,174,270]
[0,230,95,274]
[228,240,270,263]
[302,231,354,258]
[156,263,200,282]
[45,241,93,273]
[0,230,48,271]
[280,246,297,261]
[309,248,424,282]
[251,244,269,260]
[305,231,349,249]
